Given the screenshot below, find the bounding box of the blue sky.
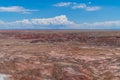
[0,0,120,29]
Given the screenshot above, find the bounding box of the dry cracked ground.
[0,30,119,80]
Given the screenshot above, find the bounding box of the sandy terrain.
[0,30,119,80]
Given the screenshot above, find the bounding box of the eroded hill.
[0,30,119,80]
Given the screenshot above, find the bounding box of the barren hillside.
[0,30,119,80]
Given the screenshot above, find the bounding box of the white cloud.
[13,15,74,25]
[0,15,120,29]
[0,15,75,29]
[73,21,120,29]
[54,2,101,11]
[85,6,101,11]
[72,4,101,11]
[0,6,38,14]
[53,2,76,7]
[72,4,86,9]
[82,21,120,27]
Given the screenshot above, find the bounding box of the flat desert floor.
[0,30,119,80]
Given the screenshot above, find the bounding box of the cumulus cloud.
[0,6,38,14]
[0,15,75,29]
[54,2,101,11]
[13,15,74,25]
[0,15,120,29]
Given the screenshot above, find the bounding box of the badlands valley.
[0,30,119,80]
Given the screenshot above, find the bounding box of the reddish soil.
[0,30,119,80]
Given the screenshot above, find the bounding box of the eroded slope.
[0,30,119,80]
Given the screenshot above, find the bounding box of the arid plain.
[0,30,119,80]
